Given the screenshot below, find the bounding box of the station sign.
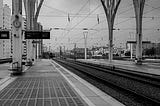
[25,31,50,39]
[0,31,10,39]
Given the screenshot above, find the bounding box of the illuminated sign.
[25,31,50,39]
[0,31,10,39]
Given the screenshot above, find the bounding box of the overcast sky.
[3,0,160,51]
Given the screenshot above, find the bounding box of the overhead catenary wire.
[51,0,91,48]
[81,0,160,48]
[50,0,160,50]
[61,9,158,48]
[43,4,68,14]
[54,4,101,47]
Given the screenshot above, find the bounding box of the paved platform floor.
[0,59,124,106]
[0,60,87,106]
[78,59,160,75]
[0,63,10,79]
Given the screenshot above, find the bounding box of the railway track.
[53,58,160,106]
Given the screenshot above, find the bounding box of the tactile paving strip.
[0,62,87,106]
[0,77,86,106]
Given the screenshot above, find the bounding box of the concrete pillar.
[133,0,145,64]
[24,0,35,65]
[108,22,114,61]
[11,0,23,72]
[100,0,121,62]
[31,0,36,63]
[24,0,44,62]
[24,0,31,64]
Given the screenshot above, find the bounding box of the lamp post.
[73,43,77,60]
[48,43,51,53]
[129,32,134,60]
[48,43,51,59]
[83,30,88,60]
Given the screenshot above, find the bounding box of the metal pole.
[11,0,23,73]
[37,41,39,59]
[129,32,133,60]
[74,43,76,60]
[63,46,65,58]
[83,31,88,60]
[131,43,133,59]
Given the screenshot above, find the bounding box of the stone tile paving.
[0,60,87,106]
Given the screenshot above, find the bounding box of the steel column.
[83,31,88,60]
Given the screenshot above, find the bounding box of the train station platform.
[78,59,160,75]
[0,59,124,106]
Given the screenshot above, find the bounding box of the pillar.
[100,0,121,62]
[133,0,145,64]
[11,0,23,73]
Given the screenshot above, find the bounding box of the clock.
[13,20,21,28]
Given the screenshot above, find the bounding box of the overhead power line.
[43,4,67,14]
[57,5,101,46]
[52,0,91,48]
[50,0,160,49]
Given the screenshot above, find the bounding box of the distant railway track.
[53,58,160,106]
[0,58,12,64]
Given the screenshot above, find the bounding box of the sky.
[3,0,160,52]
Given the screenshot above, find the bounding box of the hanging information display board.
[0,31,10,39]
[25,31,50,39]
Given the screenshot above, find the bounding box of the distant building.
[0,0,3,29]
[43,46,48,53]
[0,3,11,59]
[143,43,160,57]
[126,41,160,56]
[3,4,11,29]
[91,46,109,55]
[0,0,3,58]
